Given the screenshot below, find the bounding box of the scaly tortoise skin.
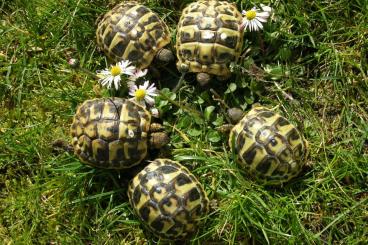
[128,159,209,240]
[176,0,243,80]
[96,1,171,69]
[70,98,152,169]
[229,106,308,185]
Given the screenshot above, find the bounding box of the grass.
[1,0,367,244]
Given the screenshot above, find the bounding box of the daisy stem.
[209,88,234,124]
[172,73,186,93]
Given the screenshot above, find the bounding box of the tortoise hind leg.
[51,139,74,154]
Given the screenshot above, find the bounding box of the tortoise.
[96,1,173,69]
[128,158,209,240]
[70,97,169,169]
[228,106,309,185]
[176,0,244,85]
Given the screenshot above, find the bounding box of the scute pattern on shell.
[128,159,209,240]
[176,0,243,77]
[70,98,151,169]
[96,2,171,69]
[229,107,308,185]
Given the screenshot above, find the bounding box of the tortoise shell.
[128,158,209,240]
[229,106,308,185]
[70,97,151,169]
[176,0,243,77]
[96,1,171,69]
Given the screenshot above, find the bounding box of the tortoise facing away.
[128,158,209,240]
[70,98,169,169]
[229,106,309,185]
[176,0,244,85]
[96,1,173,69]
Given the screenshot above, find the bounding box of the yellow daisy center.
[110,66,122,76]
[245,10,257,20]
[134,89,146,100]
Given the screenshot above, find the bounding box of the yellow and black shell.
[176,0,243,77]
[96,2,171,69]
[70,98,151,169]
[128,159,209,240]
[229,106,308,185]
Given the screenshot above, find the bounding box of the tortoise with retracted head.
[228,106,309,185]
[96,1,173,69]
[128,158,209,240]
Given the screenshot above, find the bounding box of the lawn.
[0,0,367,244]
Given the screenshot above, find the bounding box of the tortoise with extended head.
[128,158,209,240]
[176,0,244,85]
[96,1,173,69]
[70,97,169,169]
[228,106,309,185]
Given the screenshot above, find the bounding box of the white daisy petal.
[149,88,158,96]
[145,95,155,106]
[99,70,110,75]
[129,69,148,81]
[147,83,156,92]
[257,12,270,18]
[129,84,138,96]
[125,67,136,76]
[251,21,257,31]
[102,77,112,89]
[255,20,263,30]
[140,80,149,90]
[242,20,249,29]
[260,4,273,14]
[113,76,121,90]
[256,16,268,23]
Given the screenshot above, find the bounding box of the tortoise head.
[156,48,174,63]
[196,72,211,86]
[216,108,245,134]
[227,107,244,124]
[149,122,170,149]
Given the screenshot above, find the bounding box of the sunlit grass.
[1,0,367,244]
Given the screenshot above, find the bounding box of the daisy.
[240,6,272,32]
[97,60,136,90]
[128,80,158,107]
[128,68,148,81]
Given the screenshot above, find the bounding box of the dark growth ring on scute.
[229,106,309,185]
[127,158,209,240]
[70,98,169,169]
[96,2,172,69]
